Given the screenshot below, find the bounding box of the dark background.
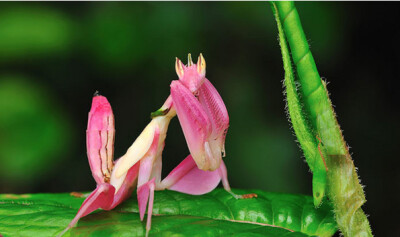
[0,2,397,236]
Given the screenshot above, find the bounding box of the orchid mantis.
[61,54,255,237]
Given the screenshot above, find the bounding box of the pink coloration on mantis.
[60,94,164,237]
[86,94,115,184]
[161,154,221,195]
[171,54,229,171]
[160,155,251,199]
[159,54,254,199]
[62,54,255,237]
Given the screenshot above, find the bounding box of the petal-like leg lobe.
[59,183,115,236]
[198,79,229,140]
[162,155,221,195]
[109,162,140,209]
[137,127,160,187]
[86,95,115,184]
[171,80,212,170]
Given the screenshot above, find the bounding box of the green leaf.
[0,189,337,236]
[271,1,372,236]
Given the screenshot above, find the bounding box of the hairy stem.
[271,3,327,207]
[271,1,373,236]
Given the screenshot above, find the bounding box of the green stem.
[271,2,327,208]
[271,1,373,236]
[276,1,344,155]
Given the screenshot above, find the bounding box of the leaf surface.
[0,189,336,236]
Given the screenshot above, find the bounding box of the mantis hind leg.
[160,155,257,199]
[58,183,115,236]
[218,161,257,199]
[159,154,221,195]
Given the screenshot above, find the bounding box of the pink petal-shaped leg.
[161,155,256,198]
[109,162,140,209]
[58,183,115,236]
[159,154,197,189]
[171,80,215,170]
[137,178,155,237]
[86,95,115,184]
[137,125,160,187]
[198,79,229,167]
[161,155,221,195]
[218,161,257,199]
[132,127,160,236]
[198,79,229,141]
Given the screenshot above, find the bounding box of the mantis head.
[171,54,229,171]
[175,53,206,94]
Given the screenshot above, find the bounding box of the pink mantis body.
[61,54,255,237]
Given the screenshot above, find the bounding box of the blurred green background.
[0,2,398,236]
